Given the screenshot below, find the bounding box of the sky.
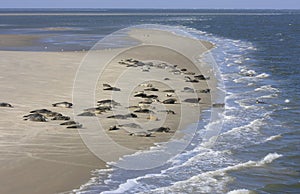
[0,0,299,9]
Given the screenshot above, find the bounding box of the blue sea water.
[0,9,299,193]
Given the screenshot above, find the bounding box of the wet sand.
[0,29,215,193]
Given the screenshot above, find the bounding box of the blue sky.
[1,0,299,9]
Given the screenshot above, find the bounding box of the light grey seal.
[129,131,152,137]
[52,102,73,108]
[182,87,194,93]
[77,112,96,117]
[45,112,63,117]
[51,115,70,121]
[23,113,47,122]
[97,99,120,107]
[183,98,201,103]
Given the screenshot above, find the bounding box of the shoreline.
[0,28,216,193]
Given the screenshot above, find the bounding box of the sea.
[0,9,299,194]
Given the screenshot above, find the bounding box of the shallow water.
[1,9,299,194]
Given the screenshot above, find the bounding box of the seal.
[165,93,173,97]
[97,99,120,107]
[139,83,153,87]
[129,131,152,137]
[52,102,73,108]
[197,89,210,93]
[51,115,70,121]
[134,93,158,99]
[144,87,159,91]
[67,124,83,129]
[185,76,199,83]
[184,72,196,75]
[158,109,176,114]
[139,100,153,105]
[0,103,13,108]
[77,112,96,117]
[84,107,110,114]
[134,92,147,98]
[45,112,63,117]
[23,113,47,122]
[163,89,175,93]
[163,98,177,104]
[107,113,137,119]
[103,84,121,91]
[183,98,201,103]
[30,109,52,114]
[108,125,119,131]
[194,74,209,80]
[212,103,225,108]
[148,127,171,133]
[60,121,77,125]
[182,87,194,93]
[134,108,154,114]
[144,94,158,99]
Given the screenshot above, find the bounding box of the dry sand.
[0,28,216,193]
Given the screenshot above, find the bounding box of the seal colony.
[91,54,214,150]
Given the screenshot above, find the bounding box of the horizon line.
[0,8,299,10]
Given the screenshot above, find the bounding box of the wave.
[254,85,279,93]
[264,134,282,142]
[223,118,265,135]
[256,73,270,78]
[145,153,282,194]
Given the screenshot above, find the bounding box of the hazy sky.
[1,0,299,9]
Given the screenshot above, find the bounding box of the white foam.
[102,179,139,194]
[150,153,282,193]
[223,118,264,135]
[227,189,254,194]
[240,69,256,77]
[256,73,269,78]
[73,168,114,193]
[234,60,243,64]
[265,134,282,142]
[254,85,279,93]
[260,94,278,99]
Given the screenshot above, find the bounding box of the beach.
[0,28,215,193]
